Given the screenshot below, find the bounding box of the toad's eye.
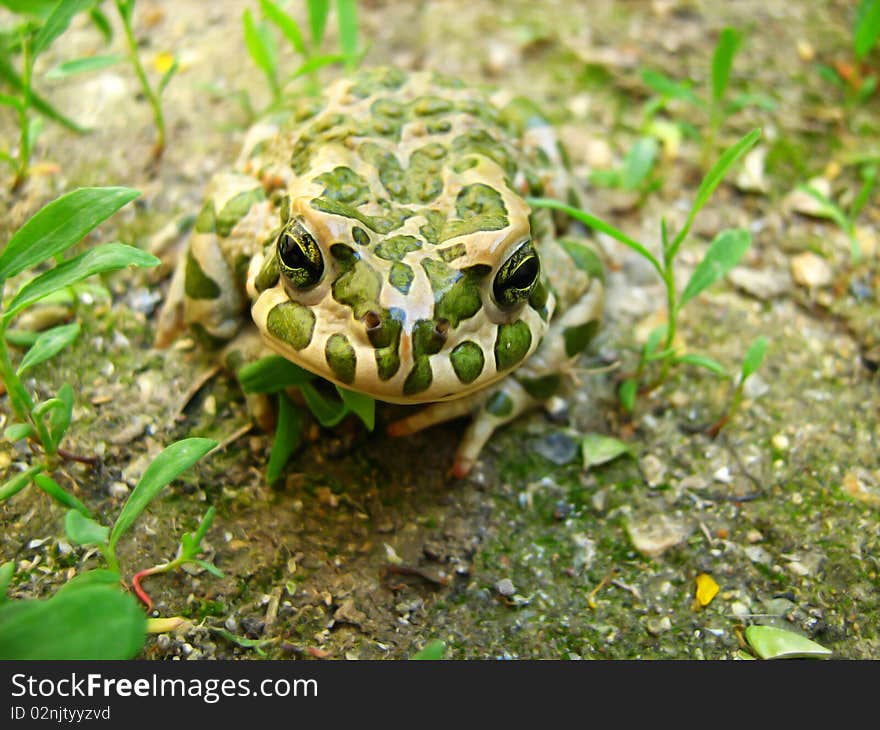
[277,221,324,289]
[493,241,540,308]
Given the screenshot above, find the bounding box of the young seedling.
[237,354,375,483]
[641,28,773,169]
[114,0,178,160]
[818,0,880,105]
[798,164,878,264]
[706,336,767,438]
[0,187,157,506]
[589,136,662,202]
[529,128,761,414]
[243,0,360,113]
[0,0,93,189]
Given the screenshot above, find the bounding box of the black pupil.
[278,232,307,269]
[507,256,539,290]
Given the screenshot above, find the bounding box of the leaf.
[55,569,121,597]
[237,355,314,393]
[0,55,88,132]
[0,92,23,111]
[618,378,637,412]
[158,57,178,96]
[26,116,44,151]
[179,506,216,558]
[0,584,145,659]
[109,438,217,551]
[5,243,159,320]
[710,27,741,105]
[0,467,39,501]
[673,129,761,253]
[300,382,348,427]
[527,198,663,277]
[678,228,751,308]
[676,352,728,376]
[797,184,850,230]
[336,387,375,430]
[64,509,109,546]
[640,68,703,107]
[16,322,80,375]
[855,0,880,60]
[34,474,90,516]
[621,137,658,190]
[582,433,633,469]
[266,392,304,484]
[45,54,124,79]
[4,423,33,441]
[740,336,767,381]
[642,324,667,360]
[335,0,359,70]
[744,625,831,660]
[243,8,278,94]
[0,561,14,603]
[0,0,59,19]
[694,573,719,607]
[48,383,73,447]
[307,0,330,46]
[260,0,306,55]
[32,0,94,57]
[0,187,140,282]
[411,639,446,660]
[287,53,345,82]
[89,6,114,43]
[194,559,224,578]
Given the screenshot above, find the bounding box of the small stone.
[728,266,792,300]
[591,489,607,514]
[646,616,672,636]
[495,578,516,597]
[731,601,750,619]
[763,597,795,616]
[734,146,769,193]
[626,514,691,557]
[785,177,831,217]
[640,454,667,487]
[108,481,130,499]
[583,138,613,168]
[797,39,815,61]
[744,545,772,565]
[746,529,764,543]
[791,252,833,288]
[531,431,579,465]
[855,225,878,259]
[240,617,265,638]
[333,598,367,627]
[771,433,790,451]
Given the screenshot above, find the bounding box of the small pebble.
[495,578,516,597]
[791,252,832,288]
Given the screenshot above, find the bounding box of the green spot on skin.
[184,250,221,299]
[374,235,422,262]
[426,119,452,134]
[330,243,359,269]
[411,319,446,357]
[451,130,516,177]
[389,262,414,294]
[216,188,265,237]
[494,320,532,371]
[310,197,413,234]
[518,373,561,399]
[255,254,280,292]
[450,341,485,384]
[438,243,466,262]
[194,200,216,233]
[420,183,510,244]
[350,67,406,98]
[559,239,605,283]
[412,96,454,116]
[313,167,371,205]
[359,142,448,204]
[352,226,370,246]
[325,333,357,384]
[372,311,403,380]
[267,301,316,351]
[421,259,487,328]
[403,357,433,395]
[485,391,514,417]
[332,259,382,319]
[563,320,600,357]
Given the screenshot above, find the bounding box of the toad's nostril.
[363,310,381,330]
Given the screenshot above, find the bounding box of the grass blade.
[336,386,375,430]
[528,197,663,277]
[740,336,767,381]
[855,0,880,60]
[679,228,751,308]
[16,323,80,375]
[266,392,303,484]
[676,352,728,376]
[300,382,348,427]
[32,0,93,57]
[243,8,279,97]
[5,243,159,320]
[238,355,315,393]
[668,128,760,258]
[260,0,306,55]
[109,438,217,551]
[307,0,330,46]
[33,474,90,516]
[0,55,89,132]
[335,0,359,70]
[0,562,13,603]
[711,27,741,106]
[0,187,140,282]
[45,54,123,80]
[640,68,704,107]
[621,137,658,190]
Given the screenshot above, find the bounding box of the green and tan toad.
[156,67,604,476]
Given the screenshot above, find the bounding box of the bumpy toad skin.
[156,68,604,476]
